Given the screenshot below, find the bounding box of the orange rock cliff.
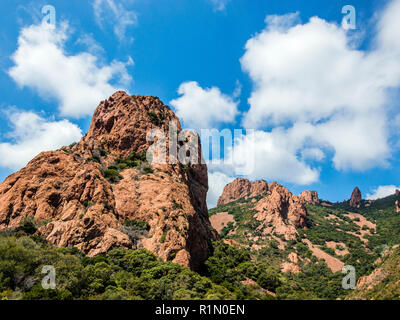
[0,91,218,270]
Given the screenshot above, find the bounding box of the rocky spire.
[298,190,319,205]
[349,187,362,208]
[217,178,269,206]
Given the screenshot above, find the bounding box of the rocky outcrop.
[217,178,268,206]
[254,182,307,240]
[298,190,319,205]
[349,187,362,208]
[0,91,217,270]
[281,252,301,274]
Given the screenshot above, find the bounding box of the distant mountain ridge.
[209,178,400,299]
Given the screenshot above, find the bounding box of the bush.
[87,155,101,163]
[147,111,160,126]
[123,219,150,231]
[17,217,37,235]
[257,270,281,292]
[103,169,122,183]
[220,222,235,238]
[142,165,153,174]
[160,231,167,243]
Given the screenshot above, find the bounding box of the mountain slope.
[209,178,400,299]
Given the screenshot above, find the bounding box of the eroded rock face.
[349,187,362,208]
[298,191,319,205]
[254,182,307,240]
[0,151,132,255]
[0,91,217,270]
[281,253,301,273]
[217,178,268,206]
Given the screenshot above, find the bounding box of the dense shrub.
[103,169,122,183]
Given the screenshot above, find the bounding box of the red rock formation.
[254,182,307,240]
[298,190,319,205]
[349,187,362,208]
[217,178,268,206]
[0,91,217,270]
[281,252,301,273]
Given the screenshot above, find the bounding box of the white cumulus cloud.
[221,129,319,185]
[367,185,400,200]
[0,111,82,170]
[170,81,239,129]
[239,0,400,172]
[9,22,132,118]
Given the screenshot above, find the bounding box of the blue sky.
[0,0,399,207]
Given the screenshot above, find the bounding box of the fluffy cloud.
[9,22,132,118]
[0,111,82,170]
[170,81,239,129]
[239,1,400,172]
[241,13,399,127]
[207,171,234,208]
[209,128,320,185]
[366,185,400,200]
[93,0,137,42]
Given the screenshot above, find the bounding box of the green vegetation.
[0,230,240,300]
[221,222,235,238]
[102,168,123,183]
[147,111,166,126]
[87,155,101,163]
[16,217,37,235]
[120,219,151,245]
[101,151,151,183]
[142,165,154,174]
[202,242,278,299]
[123,219,150,231]
[160,230,167,243]
[172,200,183,210]
[114,152,147,170]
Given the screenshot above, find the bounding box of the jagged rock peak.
[217,179,308,240]
[254,182,307,240]
[298,190,319,205]
[349,187,362,208]
[78,91,181,160]
[217,178,269,206]
[0,91,217,271]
